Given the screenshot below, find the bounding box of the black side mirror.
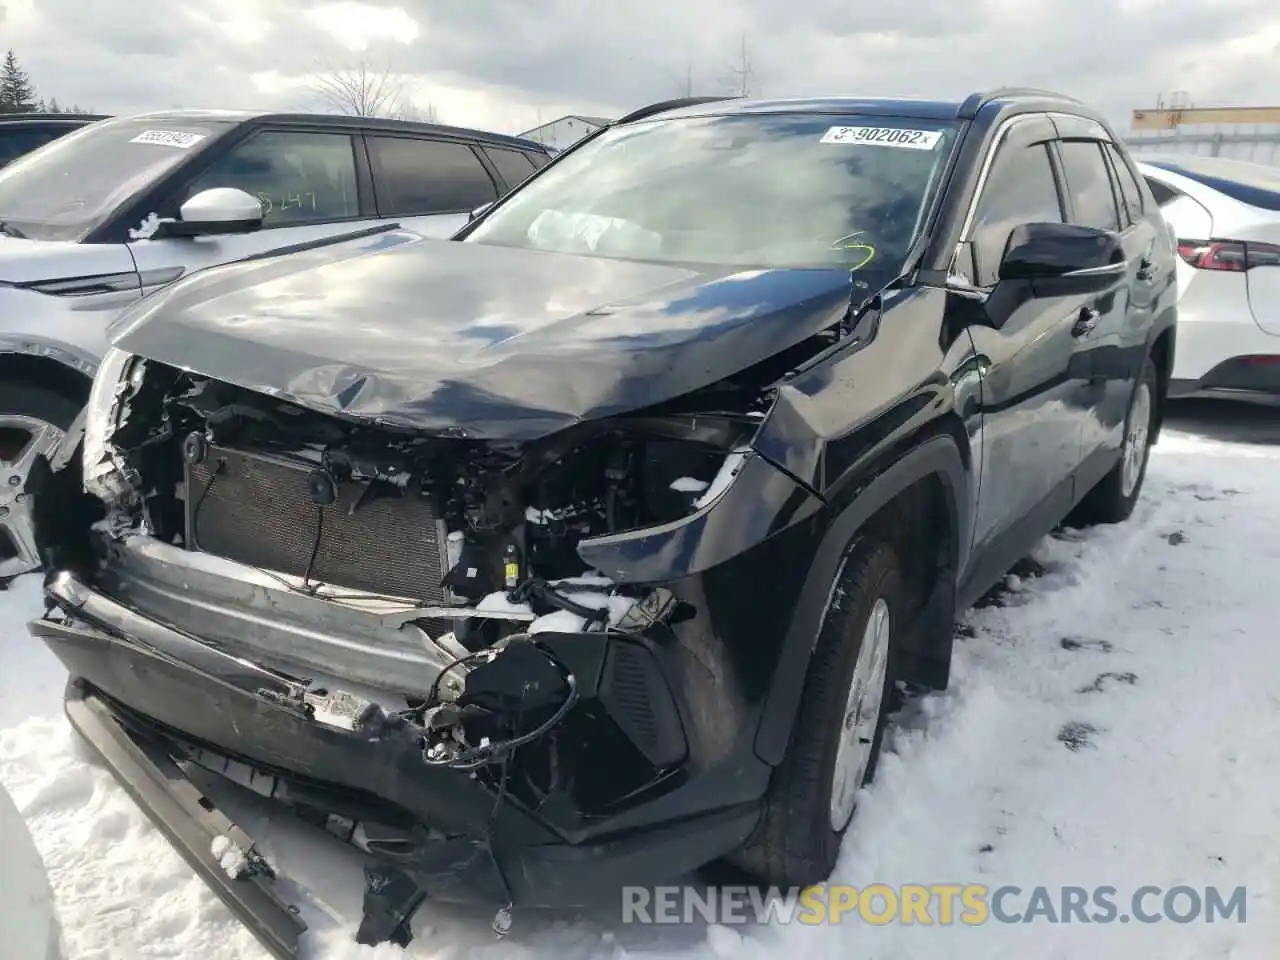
[999,222,1126,294]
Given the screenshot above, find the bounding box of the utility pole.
[725,33,753,98]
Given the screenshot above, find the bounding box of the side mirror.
[154,187,264,238]
[999,221,1126,293]
[468,201,494,223]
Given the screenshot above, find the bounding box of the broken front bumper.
[28,567,762,953]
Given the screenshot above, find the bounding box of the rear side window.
[970,142,1064,286]
[1058,140,1121,232]
[0,127,61,163]
[525,150,551,170]
[484,147,537,190]
[367,136,498,215]
[1103,143,1144,227]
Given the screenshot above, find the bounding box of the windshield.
[0,118,233,242]
[464,112,959,273]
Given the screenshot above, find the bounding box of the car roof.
[121,109,547,152]
[625,89,1101,125]
[0,112,108,124]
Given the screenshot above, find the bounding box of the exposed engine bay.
[77,354,775,789]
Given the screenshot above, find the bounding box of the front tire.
[0,382,81,581]
[730,538,903,887]
[1070,355,1158,526]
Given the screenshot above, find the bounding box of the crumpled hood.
[109,235,857,440]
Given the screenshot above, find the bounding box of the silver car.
[0,110,553,580]
[0,783,63,959]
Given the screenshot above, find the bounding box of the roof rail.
[0,112,109,122]
[614,96,740,126]
[957,87,1080,119]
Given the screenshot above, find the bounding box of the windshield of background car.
[463,112,960,273]
[0,118,233,242]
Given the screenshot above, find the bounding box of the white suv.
[0,110,553,579]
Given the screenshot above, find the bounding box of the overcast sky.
[3,0,1279,136]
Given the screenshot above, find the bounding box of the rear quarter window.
[367,136,498,215]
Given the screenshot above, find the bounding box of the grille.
[184,444,449,602]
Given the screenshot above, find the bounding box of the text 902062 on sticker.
[821,126,943,150]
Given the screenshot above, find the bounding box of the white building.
[1127,105,1280,165]
[519,115,612,153]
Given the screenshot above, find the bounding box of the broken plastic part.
[356,863,426,949]
[304,688,377,731]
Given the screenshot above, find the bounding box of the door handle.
[1071,306,1099,338]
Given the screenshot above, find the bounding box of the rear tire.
[729,538,903,887]
[1069,356,1158,526]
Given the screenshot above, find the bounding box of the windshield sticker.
[821,126,943,150]
[129,130,207,149]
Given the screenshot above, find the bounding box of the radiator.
[184,443,450,603]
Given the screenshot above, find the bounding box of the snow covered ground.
[2,400,1278,959]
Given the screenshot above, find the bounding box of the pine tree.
[46,97,60,113]
[0,50,37,113]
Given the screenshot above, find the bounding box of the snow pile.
[1,413,1279,957]
[670,477,710,494]
[210,834,249,880]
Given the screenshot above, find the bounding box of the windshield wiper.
[0,221,28,239]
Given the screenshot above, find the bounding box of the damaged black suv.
[28,88,1176,955]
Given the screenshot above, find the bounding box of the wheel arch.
[0,350,94,405]
[753,433,968,766]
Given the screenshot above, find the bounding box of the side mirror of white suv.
[155,187,265,238]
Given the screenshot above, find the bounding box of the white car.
[1136,155,1280,403]
[0,110,553,579]
[0,783,63,959]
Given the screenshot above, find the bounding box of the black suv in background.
[0,112,107,167]
[29,88,1176,955]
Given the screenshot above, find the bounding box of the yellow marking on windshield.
[831,233,877,270]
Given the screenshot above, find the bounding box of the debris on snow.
[1059,636,1114,653]
[1077,671,1138,694]
[1056,721,1100,751]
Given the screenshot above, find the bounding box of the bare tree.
[721,33,756,98]
[395,99,441,124]
[305,55,438,122]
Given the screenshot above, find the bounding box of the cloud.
[2,0,1279,136]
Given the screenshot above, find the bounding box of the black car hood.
[110,234,858,440]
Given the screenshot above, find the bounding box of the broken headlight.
[82,346,139,501]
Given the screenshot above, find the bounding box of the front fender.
[753,434,967,766]
[0,281,125,379]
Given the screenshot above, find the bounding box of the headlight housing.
[82,347,138,501]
